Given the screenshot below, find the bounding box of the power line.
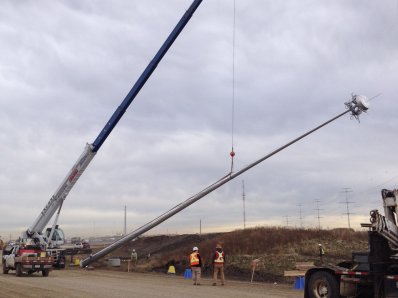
[314,199,323,229]
[229,0,237,173]
[231,0,236,149]
[340,187,354,229]
[298,203,304,228]
[284,215,290,227]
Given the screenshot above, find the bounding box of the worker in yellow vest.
[319,244,325,263]
[189,247,202,285]
[212,244,225,286]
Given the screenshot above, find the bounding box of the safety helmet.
[193,246,198,251]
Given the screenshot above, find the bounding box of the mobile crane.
[2,0,203,275]
[304,189,398,298]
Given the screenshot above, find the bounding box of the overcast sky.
[1,0,397,240]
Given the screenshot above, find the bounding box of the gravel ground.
[0,267,303,298]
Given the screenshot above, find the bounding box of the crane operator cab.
[45,226,65,247]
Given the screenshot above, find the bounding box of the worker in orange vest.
[189,246,202,285]
[212,244,225,286]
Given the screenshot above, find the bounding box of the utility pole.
[340,188,354,229]
[124,205,127,235]
[314,200,323,229]
[242,180,246,229]
[199,219,202,235]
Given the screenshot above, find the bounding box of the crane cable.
[229,0,237,175]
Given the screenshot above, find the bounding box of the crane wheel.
[15,264,22,277]
[42,269,49,277]
[2,264,9,274]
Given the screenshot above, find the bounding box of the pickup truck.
[2,243,53,277]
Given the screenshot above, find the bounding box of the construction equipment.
[2,240,53,277]
[80,94,369,268]
[304,189,398,298]
[3,0,202,273]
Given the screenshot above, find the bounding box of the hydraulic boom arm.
[24,0,203,242]
[363,189,398,249]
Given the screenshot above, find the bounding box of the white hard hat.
[193,246,198,251]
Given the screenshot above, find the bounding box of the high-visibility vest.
[190,252,200,266]
[214,251,224,264]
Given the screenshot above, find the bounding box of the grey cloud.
[0,0,397,238]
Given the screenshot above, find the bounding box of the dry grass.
[91,226,369,282]
[188,226,368,282]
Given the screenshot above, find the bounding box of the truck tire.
[2,264,9,274]
[15,263,22,277]
[308,271,340,298]
[42,269,49,277]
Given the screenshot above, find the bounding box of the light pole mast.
[242,180,246,229]
[124,205,127,235]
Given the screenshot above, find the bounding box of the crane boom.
[25,0,203,242]
[91,0,202,152]
[26,144,96,238]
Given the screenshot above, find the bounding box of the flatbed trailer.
[304,189,398,298]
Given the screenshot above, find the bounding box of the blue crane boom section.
[27,0,203,238]
[92,0,202,151]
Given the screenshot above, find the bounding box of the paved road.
[0,268,303,298]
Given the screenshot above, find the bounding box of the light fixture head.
[345,94,370,121]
